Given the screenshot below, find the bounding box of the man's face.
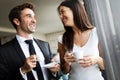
[18,8,36,34]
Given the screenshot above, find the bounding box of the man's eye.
[26,14,31,18]
[61,10,65,13]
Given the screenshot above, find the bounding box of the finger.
[30,55,37,62]
[49,67,58,72]
[84,59,91,64]
[78,59,84,64]
[30,55,37,59]
[81,60,93,67]
[66,53,73,57]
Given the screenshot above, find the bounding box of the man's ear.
[13,18,20,26]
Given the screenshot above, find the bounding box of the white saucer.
[42,62,57,68]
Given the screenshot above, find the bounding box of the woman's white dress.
[58,28,104,80]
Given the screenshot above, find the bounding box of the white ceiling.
[0,0,64,37]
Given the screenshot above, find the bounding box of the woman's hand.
[64,52,76,66]
[78,55,99,67]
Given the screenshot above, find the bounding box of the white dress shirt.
[16,35,48,80]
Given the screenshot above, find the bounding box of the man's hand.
[21,55,37,74]
[48,63,60,73]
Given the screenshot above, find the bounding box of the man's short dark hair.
[8,2,35,29]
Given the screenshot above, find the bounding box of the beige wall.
[46,31,64,54]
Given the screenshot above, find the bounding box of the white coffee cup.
[73,50,84,60]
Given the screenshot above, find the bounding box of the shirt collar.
[16,35,34,43]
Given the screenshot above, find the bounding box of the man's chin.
[28,30,35,34]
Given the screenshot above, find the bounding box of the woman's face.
[59,6,74,27]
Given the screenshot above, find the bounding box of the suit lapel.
[34,39,53,79]
[34,39,51,64]
[11,37,26,63]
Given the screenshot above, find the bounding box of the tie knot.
[25,39,36,55]
[25,40,33,45]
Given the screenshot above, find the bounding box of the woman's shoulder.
[92,27,97,31]
[91,27,98,39]
[91,27,97,34]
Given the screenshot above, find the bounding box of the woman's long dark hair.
[58,0,94,51]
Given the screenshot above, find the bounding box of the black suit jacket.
[0,37,53,80]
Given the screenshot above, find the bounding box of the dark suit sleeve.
[0,51,8,79]
[0,45,24,80]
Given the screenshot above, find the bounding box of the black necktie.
[25,40,44,80]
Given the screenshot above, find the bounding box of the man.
[0,2,59,80]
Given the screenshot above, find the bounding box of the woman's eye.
[60,10,65,15]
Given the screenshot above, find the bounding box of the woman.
[57,0,105,80]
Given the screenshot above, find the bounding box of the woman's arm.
[98,43,105,70]
[58,42,71,74]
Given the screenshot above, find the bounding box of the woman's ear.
[13,18,20,26]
